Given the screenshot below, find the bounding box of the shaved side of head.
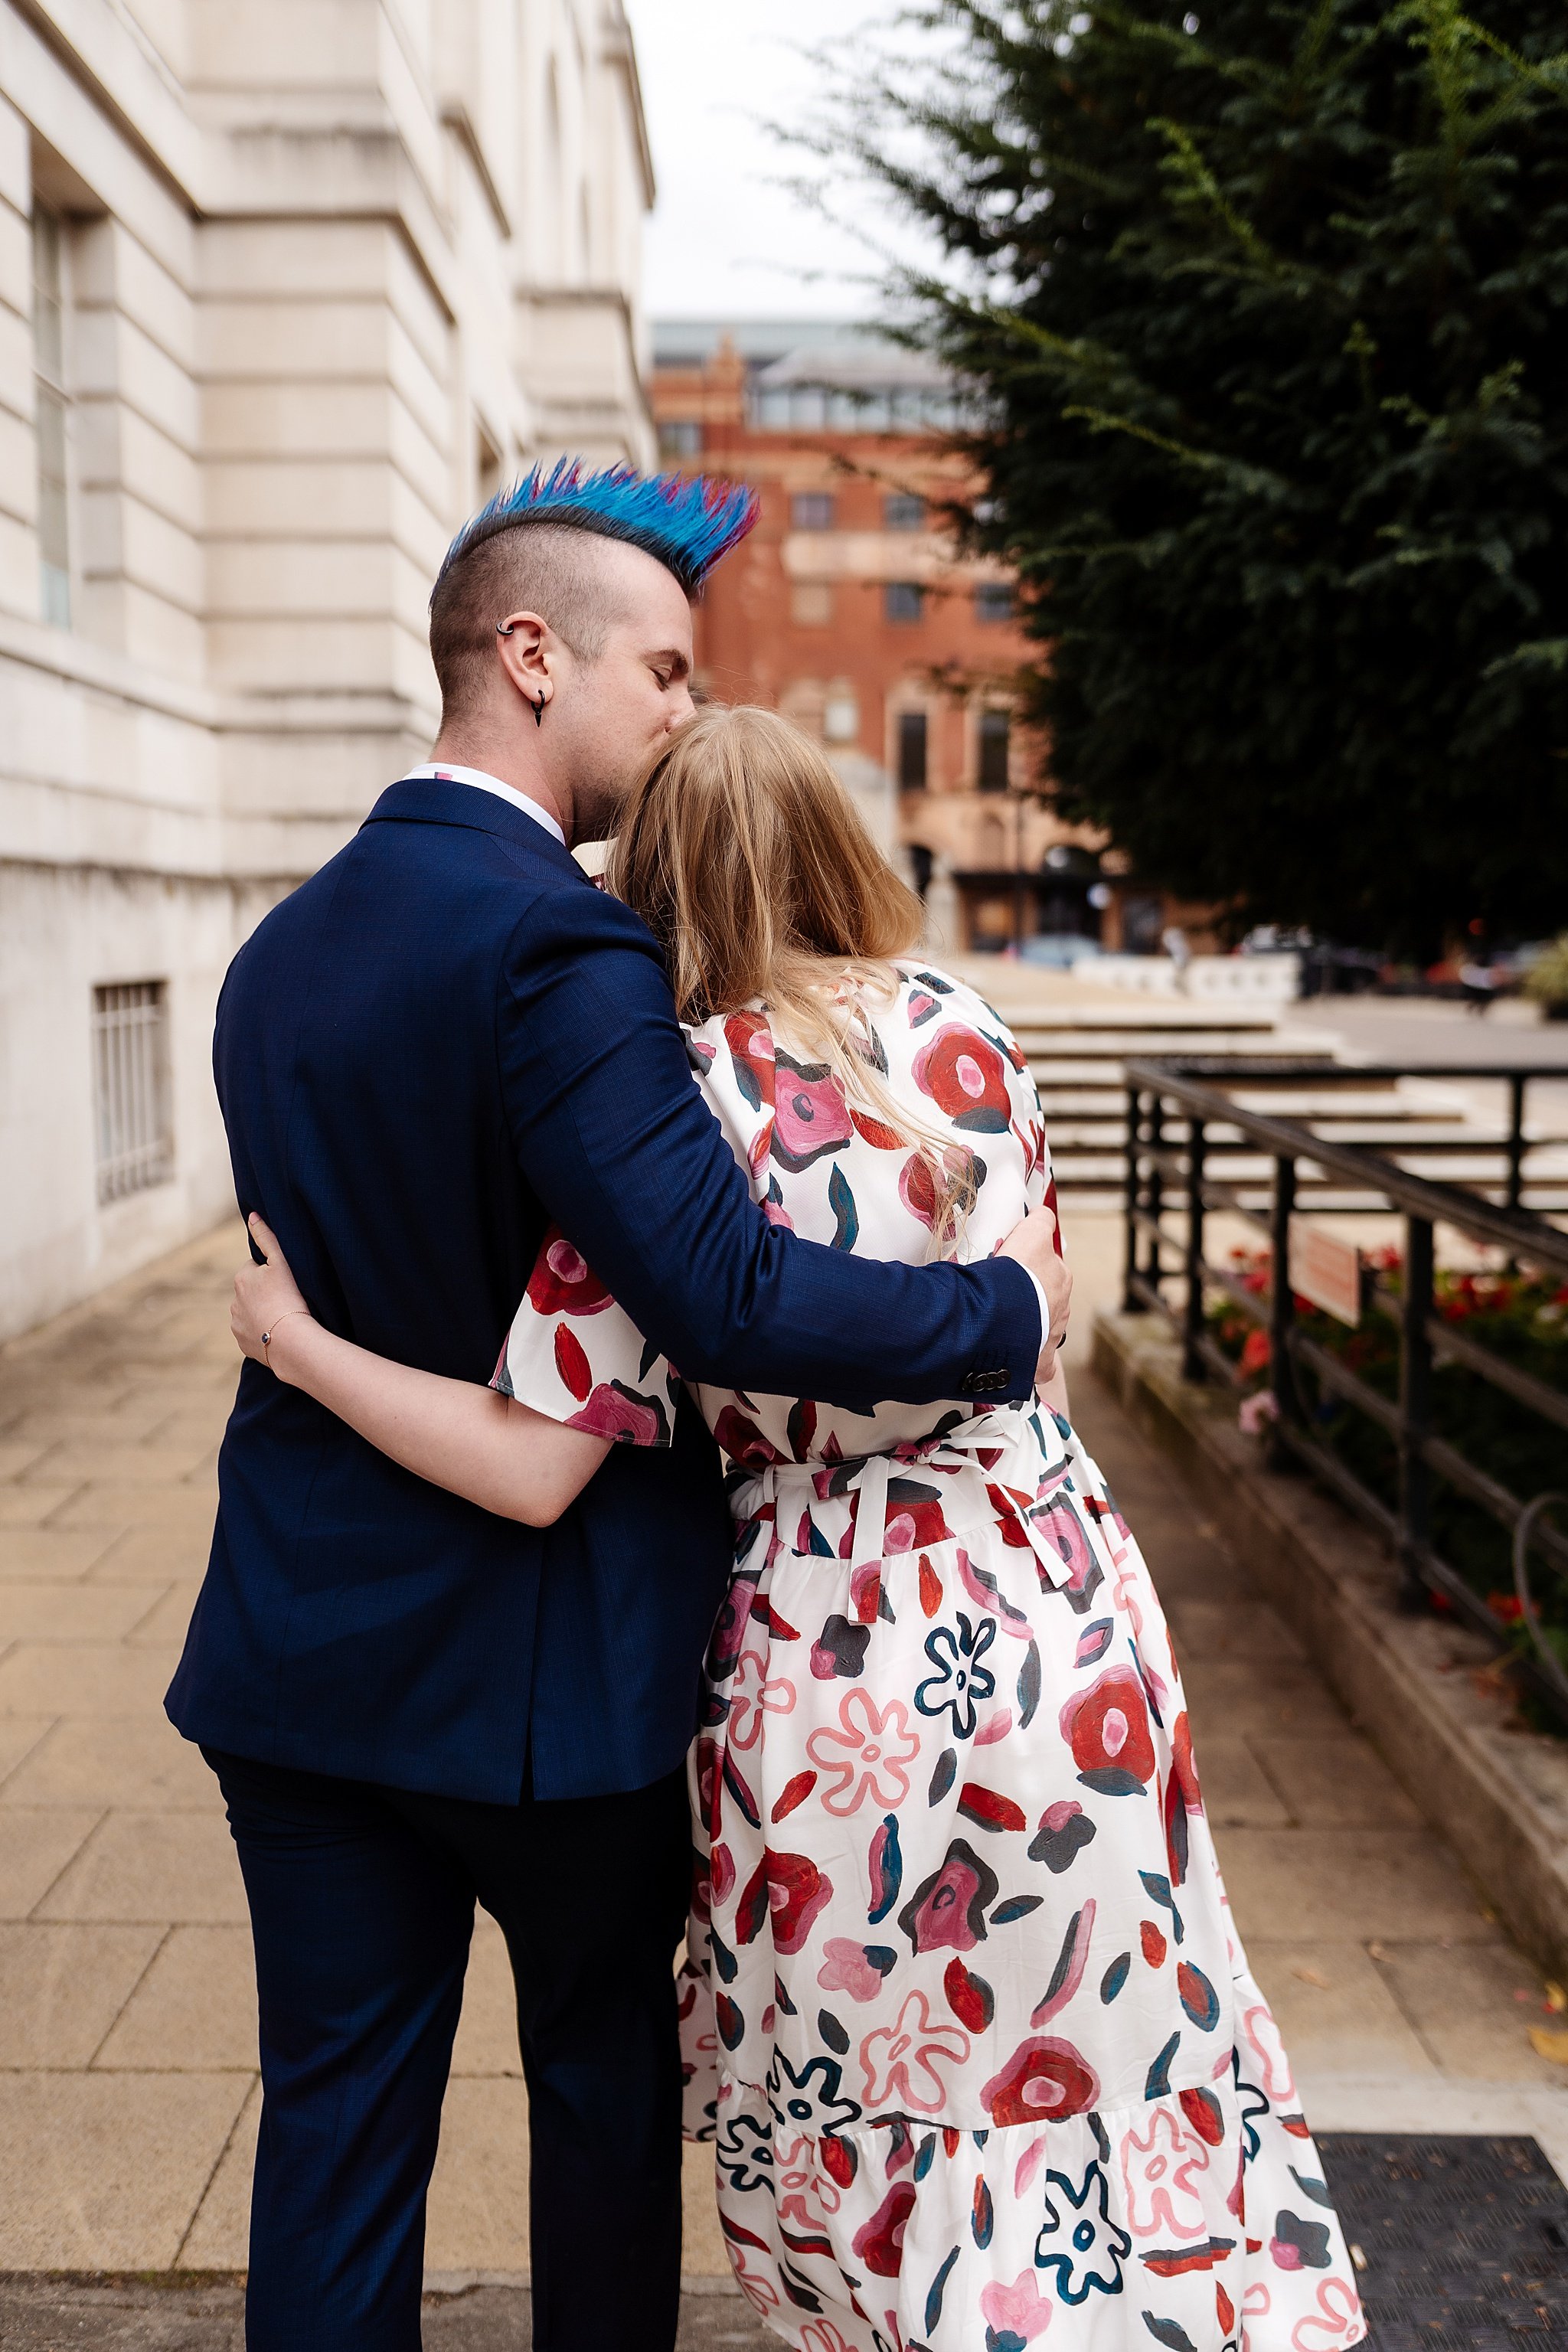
[428,522,639,726]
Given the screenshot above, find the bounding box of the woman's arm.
[231,1217,609,1526]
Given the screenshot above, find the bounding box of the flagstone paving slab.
[0,1528,119,1579]
[0,2072,251,2268]
[0,1716,216,1808]
[0,1923,164,2066]
[0,1808,102,1919]
[94,1926,257,2072]
[38,1810,247,1925]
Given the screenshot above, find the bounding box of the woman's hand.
[231,1214,312,1370]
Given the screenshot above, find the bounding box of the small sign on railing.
[1288,1218,1362,1328]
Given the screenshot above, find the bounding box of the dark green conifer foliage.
[846,1,1568,952]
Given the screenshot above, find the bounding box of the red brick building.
[650,321,1138,953]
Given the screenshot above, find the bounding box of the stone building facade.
[0,0,655,1341]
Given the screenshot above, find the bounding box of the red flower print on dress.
[724,1011,776,1111]
[851,2179,916,2275]
[565,1381,670,1446]
[982,2033,1100,2125]
[858,1988,969,2114]
[897,1836,998,1955]
[1119,2105,1212,2239]
[805,1688,922,1816]
[1059,1664,1156,1796]
[727,1647,797,1753]
[738,1849,832,1954]
[1164,1707,1204,1886]
[712,1405,785,1468]
[978,2269,1054,2345]
[525,1226,613,1316]
[911,1024,1013,1135]
[770,1048,854,1173]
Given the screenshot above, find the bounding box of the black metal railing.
[1119,1056,1568,1720]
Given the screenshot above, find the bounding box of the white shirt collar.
[397,763,567,848]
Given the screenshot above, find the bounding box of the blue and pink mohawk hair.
[434,458,759,599]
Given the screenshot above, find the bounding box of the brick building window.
[32,207,70,628]
[884,493,925,531]
[660,420,702,458]
[790,491,835,530]
[884,581,923,624]
[790,582,834,627]
[978,707,1011,792]
[897,710,928,790]
[93,982,173,1204]
[975,581,1014,624]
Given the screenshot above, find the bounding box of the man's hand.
[998,1204,1073,1389]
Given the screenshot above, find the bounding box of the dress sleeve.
[493,1223,681,1449]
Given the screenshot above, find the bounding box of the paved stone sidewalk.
[0,1216,1563,2298]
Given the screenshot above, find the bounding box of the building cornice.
[600,1,655,211]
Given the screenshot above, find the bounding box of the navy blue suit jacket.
[166,779,1040,1802]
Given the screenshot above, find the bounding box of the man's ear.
[494,609,554,713]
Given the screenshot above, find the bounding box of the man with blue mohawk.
[168,461,1067,2352]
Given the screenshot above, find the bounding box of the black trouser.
[207,1748,691,2352]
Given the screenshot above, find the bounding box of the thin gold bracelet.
[260,1310,312,1367]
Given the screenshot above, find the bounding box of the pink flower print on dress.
[851,2179,917,2276]
[727,1647,797,1753]
[565,1380,670,1446]
[770,1048,854,1173]
[805,1688,922,1817]
[897,1837,998,1955]
[1119,2105,1212,2240]
[1241,1999,1297,2104]
[778,2131,840,2226]
[817,1937,894,2004]
[1290,2275,1364,2350]
[724,1010,776,1111]
[978,2269,1054,2345]
[912,1023,1013,1134]
[525,1226,613,1316]
[858,1988,969,2114]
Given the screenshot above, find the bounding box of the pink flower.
[770,1048,854,1172]
[817,1938,890,2004]
[979,2269,1054,2344]
[727,1647,796,1753]
[806,1688,922,1816]
[777,2131,840,2226]
[1240,2000,1295,2103]
[1119,2105,1212,2240]
[1291,2276,1364,2350]
[859,1988,969,2114]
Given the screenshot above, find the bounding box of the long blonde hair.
[606,704,974,1245]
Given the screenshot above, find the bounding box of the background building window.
[32,207,70,629]
[824,689,859,743]
[93,982,173,1204]
[897,710,928,790]
[884,493,926,531]
[974,581,1014,624]
[790,581,835,627]
[659,419,703,458]
[884,580,923,624]
[790,490,835,530]
[978,707,1011,791]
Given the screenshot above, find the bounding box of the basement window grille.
[93,982,173,1204]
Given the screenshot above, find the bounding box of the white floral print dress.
[498,961,1364,2352]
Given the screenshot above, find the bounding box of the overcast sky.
[624,0,946,325]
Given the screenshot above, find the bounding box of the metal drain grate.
[1319,2135,1568,2350]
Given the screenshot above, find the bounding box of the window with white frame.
[32,207,70,628]
[93,982,174,1204]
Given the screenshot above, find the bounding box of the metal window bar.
[93,982,172,1204]
[1119,1053,1568,1723]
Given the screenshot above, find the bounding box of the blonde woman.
[233,708,1363,2352]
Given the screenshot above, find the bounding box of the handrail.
[1119,1053,1568,1726]
[1123,1058,1568,1274]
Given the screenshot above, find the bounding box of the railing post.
[1506,1074,1527,1214]
[1268,1153,1298,1439]
[1122,1085,1144,1312]
[1182,1114,1207,1383]
[1141,1091,1165,1302]
[1397,1213,1436,1609]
